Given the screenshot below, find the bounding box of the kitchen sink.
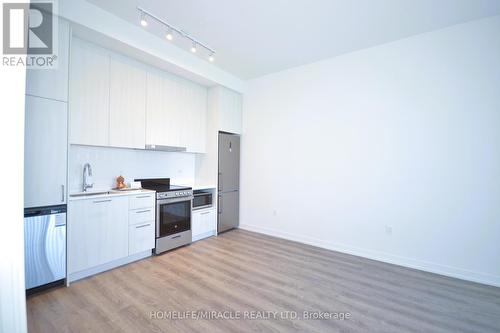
[70,188,145,198]
[69,191,110,197]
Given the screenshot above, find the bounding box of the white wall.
[69,145,195,192]
[241,16,500,286]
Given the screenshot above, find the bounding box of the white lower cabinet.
[68,196,129,275]
[192,208,216,241]
[129,222,155,255]
[68,192,155,282]
[128,194,155,255]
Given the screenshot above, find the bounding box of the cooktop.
[134,178,192,193]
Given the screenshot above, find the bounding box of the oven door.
[156,197,192,237]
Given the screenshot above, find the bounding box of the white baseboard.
[239,224,500,288]
[68,250,152,283]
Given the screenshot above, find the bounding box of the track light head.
[140,13,148,27]
[166,31,173,41]
[190,43,197,53]
[209,53,215,62]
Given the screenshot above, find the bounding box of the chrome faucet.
[83,163,94,192]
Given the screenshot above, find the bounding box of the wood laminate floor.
[27,229,500,333]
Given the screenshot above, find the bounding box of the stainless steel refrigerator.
[218,132,240,233]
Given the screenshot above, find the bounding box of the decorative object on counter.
[116,175,126,189]
[112,179,143,192]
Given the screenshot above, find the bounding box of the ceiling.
[86,0,500,79]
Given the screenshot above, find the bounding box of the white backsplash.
[69,145,196,193]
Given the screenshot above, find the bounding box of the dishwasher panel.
[24,205,66,291]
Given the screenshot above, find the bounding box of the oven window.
[159,201,191,237]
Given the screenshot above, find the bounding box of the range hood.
[145,144,186,152]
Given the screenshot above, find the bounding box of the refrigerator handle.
[218,172,223,191]
[218,194,222,215]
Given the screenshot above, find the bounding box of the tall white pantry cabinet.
[24,19,70,209]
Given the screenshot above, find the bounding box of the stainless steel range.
[135,178,193,254]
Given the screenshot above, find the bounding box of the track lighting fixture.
[137,6,216,62]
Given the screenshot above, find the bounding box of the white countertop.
[68,189,155,201]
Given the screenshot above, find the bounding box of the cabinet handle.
[61,185,65,202]
[136,195,151,199]
[93,199,111,203]
[135,209,151,214]
[135,223,150,229]
[171,235,181,239]
[201,211,210,215]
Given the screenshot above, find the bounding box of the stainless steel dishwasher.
[24,205,66,293]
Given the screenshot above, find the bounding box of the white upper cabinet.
[25,19,70,102]
[183,83,207,153]
[109,57,146,149]
[24,96,67,208]
[159,73,183,147]
[217,87,242,135]
[145,72,162,147]
[146,71,207,153]
[69,39,208,152]
[69,38,110,146]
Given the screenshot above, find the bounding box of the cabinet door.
[104,196,129,263]
[203,209,216,234]
[24,96,67,208]
[26,19,70,101]
[68,198,105,273]
[184,84,207,153]
[145,72,163,146]
[68,196,128,274]
[161,76,183,147]
[145,72,181,147]
[69,38,110,146]
[109,57,146,149]
[192,209,215,239]
[146,71,207,150]
[192,210,203,238]
[218,87,242,134]
[128,222,155,255]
